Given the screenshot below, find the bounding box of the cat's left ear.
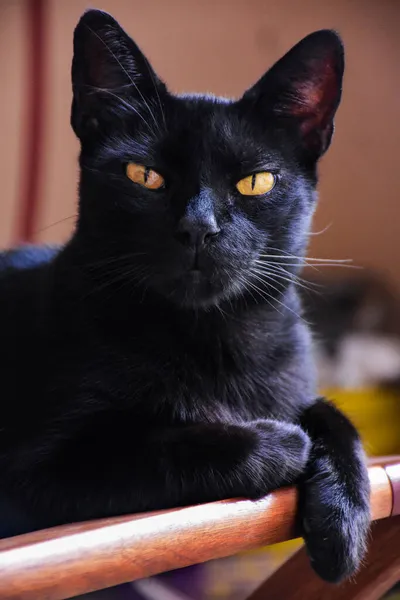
[242,30,344,161]
[71,9,166,139]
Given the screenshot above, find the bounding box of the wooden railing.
[0,457,399,600]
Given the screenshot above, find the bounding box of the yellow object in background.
[328,387,400,457]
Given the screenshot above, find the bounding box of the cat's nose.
[175,215,221,248]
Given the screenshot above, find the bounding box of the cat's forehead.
[158,93,281,171]
[171,92,235,135]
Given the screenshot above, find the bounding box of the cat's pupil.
[144,167,150,184]
[251,173,256,190]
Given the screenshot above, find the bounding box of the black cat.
[0,10,370,582]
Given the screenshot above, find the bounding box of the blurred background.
[1,1,400,598]
[1,0,399,279]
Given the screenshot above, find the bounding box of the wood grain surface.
[0,459,398,600]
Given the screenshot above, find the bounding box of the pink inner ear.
[282,56,340,154]
[290,58,339,132]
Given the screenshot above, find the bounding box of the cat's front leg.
[165,418,311,503]
[3,414,310,528]
[101,418,311,507]
[298,398,370,582]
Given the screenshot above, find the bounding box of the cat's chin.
[155,269,236,310]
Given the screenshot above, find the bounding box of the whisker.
[303,263,362,270]
[249,270,308,323]
[309,222,332,236]
[85,25,161,134]
[35,215,76,234]
[142,53,167,132]
[251,267,318,294]
[82,263,151,302]
[82,85,153,132]
[256,260,360,269]
[253,263,325,288]
[83,252,147,271]
[259,254,353,264]
[237,275,260,307]
[247,272,303,320]
[243,277,283,315]
[260,246,356,265]
[105,268,151,306]
[250,270,284,295]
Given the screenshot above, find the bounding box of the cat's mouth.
[179,252,212,284]
[187,267,202,278]
[182,265,208,285]
[152,247,244,308]
[156,262,225,308]
[192,250,200,271]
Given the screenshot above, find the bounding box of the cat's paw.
[299,456,370,582]
[244,420,311,498]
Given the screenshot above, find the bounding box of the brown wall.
[1,0,400,290]
[0,0,26,246]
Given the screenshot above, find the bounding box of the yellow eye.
[126,163,165,190]
[236,172,276,196]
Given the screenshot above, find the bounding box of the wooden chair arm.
[248,515,400,600]
[0,458,399,600]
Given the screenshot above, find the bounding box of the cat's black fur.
[0,10,370,583]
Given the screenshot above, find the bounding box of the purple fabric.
[159,565,204,597]
[79,566,205,599]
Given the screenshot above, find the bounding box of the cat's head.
[71,10,344,309]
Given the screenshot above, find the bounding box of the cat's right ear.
[241,30,344,163]
[71,9,166,139]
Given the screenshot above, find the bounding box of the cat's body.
[0,239,314,513]
[0,10,370,584]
